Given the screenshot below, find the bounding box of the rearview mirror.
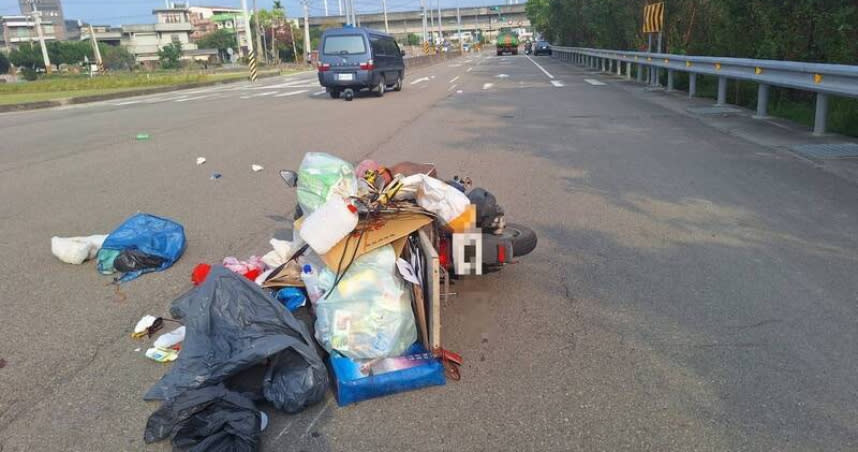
[279,170,298,187]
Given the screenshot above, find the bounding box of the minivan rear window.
[323,35,367,55]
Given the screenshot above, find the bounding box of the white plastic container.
[299,196,359,255]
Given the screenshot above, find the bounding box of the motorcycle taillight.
[439,237,451,269]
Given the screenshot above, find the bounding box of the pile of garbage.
[51,152,489,450]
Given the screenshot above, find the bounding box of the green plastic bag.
[296,153,357,215]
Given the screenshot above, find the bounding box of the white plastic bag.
[399,174,470,223]
[313,245,417,360]
[261,238,295,268]
[51,234,107,264]
[296,152,357,215]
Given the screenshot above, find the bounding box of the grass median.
[0,69,298,106]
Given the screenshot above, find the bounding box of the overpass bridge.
[307,3,530,42]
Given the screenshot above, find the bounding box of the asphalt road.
[1,52,857,451]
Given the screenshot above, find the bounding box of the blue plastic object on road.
[276,287,307,312]
[329,343,446,406]
[97,213,186,282]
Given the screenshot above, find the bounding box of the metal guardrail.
[551,46,858,135]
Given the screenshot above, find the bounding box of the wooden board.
[417,227,441,355]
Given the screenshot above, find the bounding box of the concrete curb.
[0,70,293,113]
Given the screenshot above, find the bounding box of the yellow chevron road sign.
[643,2,665,33]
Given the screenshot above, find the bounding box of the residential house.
[121,6,216,65]
[18,0,64,40]
[188,5,251,56]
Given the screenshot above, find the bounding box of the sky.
[0,0,524,26]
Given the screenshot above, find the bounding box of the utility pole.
[436,0,442,44]
[419,0,428,43]
[324,0,328,16]
[456,4,461,52]
[338,0,342,17]
[239,0,257,81]
[252,0,264,64]
[382,0,389,33]
[88,24,103,73]
[27,0,52,73]
[302,1,311,63]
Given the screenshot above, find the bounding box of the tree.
[0,51,10,74]
[196,29,237,62]
[407,33,421,46]
[100,44,136,71]
[158,42,183,70]
[46,41,92,70]
[9,43,44,70]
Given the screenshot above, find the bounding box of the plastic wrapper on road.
[144,266,328,415]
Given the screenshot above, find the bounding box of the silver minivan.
[317,27,405,99]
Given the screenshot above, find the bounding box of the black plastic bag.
[144,384,260,452]
[144,266,328,413]
[113,249,166,273]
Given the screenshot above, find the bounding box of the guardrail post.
[601,58,606,72]
[666,70,675,92]
[616,60,622,75]
[625,61,632,79]
[813,93,829,136]
[716,76,728,106]
[688,73,697,97]
[637,63,644,82]
[754,84,770,118]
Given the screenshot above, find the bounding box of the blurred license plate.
[337,73,354,81]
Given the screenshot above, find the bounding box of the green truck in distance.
[496,30,519,56]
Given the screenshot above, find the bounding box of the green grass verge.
[0,69,296,106]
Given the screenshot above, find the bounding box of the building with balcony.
[188,5,251,56]
[120,6,201,63]
[18,0,65,40]
[0,15,57,51]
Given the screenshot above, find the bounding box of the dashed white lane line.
[274,89,310,97]
[175,95,212,102]
[449,75,459,83]
[584,79,606,86]
[551,80,565,87]
[114,100,142,105]
[466,67,473,72]
[482,82,494,90]
[410,76,430,85]
[526,54,555,79]
[448,84,457,91]
[496,73,509,78]
[240,91,277,99]
[430,75,436,79]
[311,89,327,96]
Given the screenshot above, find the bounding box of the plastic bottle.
[299,196,359,255]
[302,264,325,303]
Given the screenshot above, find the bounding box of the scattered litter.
[135,133,150,141]
[396,257,421,286]
[223,256,265,281]
[196,157,206,165]
[144,385,262,450]
[251,164,264,172]
[153,326,185,349]
[210,173,222,180]
[297,152,357,215]
[299,196,358,255]
[191,263,211,286]
[261,238,295,268]
[146,346,179,363]
[51,234,107,264]
[97,213,186,283]
[456,89,463,94]
[0,358,6,369]
[132,315,160,338]
[134,348,141,352]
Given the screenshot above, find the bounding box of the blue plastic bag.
[276,287,307,312]
[97,213,186,282]
[329,343,446,406]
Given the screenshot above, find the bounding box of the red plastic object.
[497,244,506,264]
[438,238,450,270]
[191,263,211,286]
[243,268,262,281]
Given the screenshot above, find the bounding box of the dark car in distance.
[533,41,552,56]
[317,27,405,99]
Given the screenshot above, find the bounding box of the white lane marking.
[584,79,606,86]
[275,421,294,441]
[449,75,459,83]
[240,91,277,99]
[311,89,327,96]
[430,75,436,79]
[274,89,310,97]
[526,55,555,79]
[467,67,473,72]
[175,95,211,102]
[551,80,565,87]
[410,76,430,85]
[482,82,494,90]
[496,73,509,78]
[449,63,462,67]
[456,89,463,94]
[301,399,333,438]
[114,100,142,105]
[448,84,457,91]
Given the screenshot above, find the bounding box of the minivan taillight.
[318,63,331,72]
[359,59,374,70]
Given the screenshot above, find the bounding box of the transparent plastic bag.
[296,152,357,215]
[314,245,417,360]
